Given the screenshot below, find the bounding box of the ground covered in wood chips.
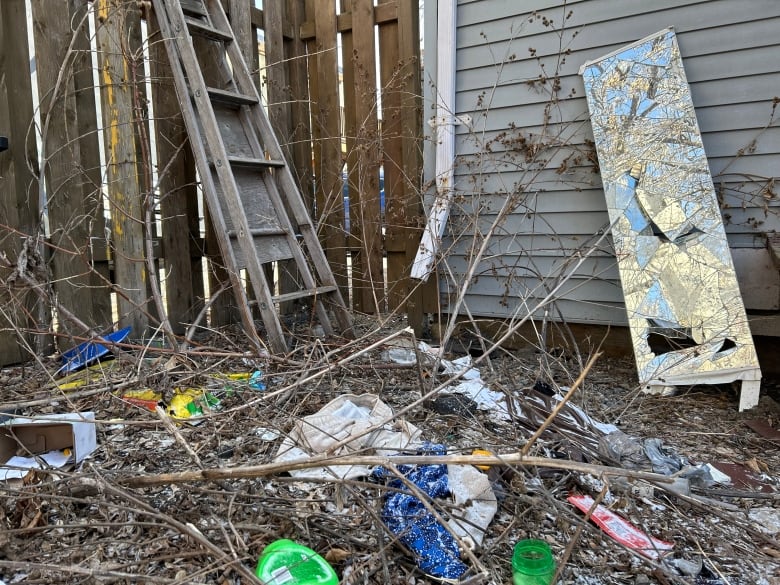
[0,316,778,585]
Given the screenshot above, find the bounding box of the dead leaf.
[324,547,352,563]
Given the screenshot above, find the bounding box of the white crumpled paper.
[274,394,423,480]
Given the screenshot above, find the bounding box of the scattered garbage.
[373,443,468,580]
[56,360,122,390]
[385,341,511,420]
[275,395,498,579]
[255,539,338,585]
[121,389,162,411]
[706,461,776,494]
[0,412,97,481]
[274,394,422,480]
[568,494,674,560]
[57,327,131,375]
[167,388,221,421]
[747,507,780,535]
[664,557,728,585]
[217,370,266,391]
[598,431,719,488]
[512,539,556,585]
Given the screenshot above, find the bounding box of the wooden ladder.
[151,0,353,353]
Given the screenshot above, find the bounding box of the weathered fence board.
[310,0,349,299]
[346,0,383,313]
[149,12,205,334]
[0,0,42,363]
[96,0,150,334]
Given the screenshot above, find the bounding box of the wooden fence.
[0,0,431,365]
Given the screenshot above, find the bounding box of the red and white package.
[568,494,674,560]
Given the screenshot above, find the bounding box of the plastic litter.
[748,507,780,535]
[664,557,727,585]
[598,431,649,469]
[218,371,266,391]
[167,388,220,420]
[274,395,497,578]
[643,438,683,475]
[568,494,673,560]
[274,394,422,480]
[373,443,468,581]
[255,539,338,585]
[121,389,162,411]
[512,539,556,585]
[57,326,131,375]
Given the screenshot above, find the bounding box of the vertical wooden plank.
[95,0,150,335]
[71,0,113,328]
[378,0,405,310]
[265,0,299,314]
[397,0,431,330]
[350,0,382,313]
[228,0,253,64]
[287,0,315,216]
[340,0,357,309]
[148,11,204,334]
[0,0,42,365]
[311,0,347,297]
[31,0,101,346]
[264,0,289,142]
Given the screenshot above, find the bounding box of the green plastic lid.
[255,539,338,585]
[512,539,555,577]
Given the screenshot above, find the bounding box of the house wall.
[424,0,780,332]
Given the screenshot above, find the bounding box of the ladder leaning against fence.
[151,0,353,353]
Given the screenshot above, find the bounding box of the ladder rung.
[225,156,286,169]
[272,286,338,304]
[184,17,233,42]
[206,87,258,107]
[180,0,207,17]
[227,228,287,237]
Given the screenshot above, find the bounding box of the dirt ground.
[0,316,778,585]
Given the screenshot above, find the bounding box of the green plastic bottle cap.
[512,539,555,585]
[255,539,338,585]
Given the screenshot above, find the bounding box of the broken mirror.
[579,28,761,410]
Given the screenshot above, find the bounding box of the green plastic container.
[512,539,555,585]
[255,539,338,585]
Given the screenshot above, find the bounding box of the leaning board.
[579,28,761,410]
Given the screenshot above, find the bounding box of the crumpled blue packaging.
[373,443,468,580]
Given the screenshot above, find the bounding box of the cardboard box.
[0,412,97,480]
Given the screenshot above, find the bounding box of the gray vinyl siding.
[424,0,780,324]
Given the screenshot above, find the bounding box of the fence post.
[264,0,300,316]
[71,0,113,329]
[397,0,432,333]
[31,0,107,347]
[95,0,151,336]
[0,0,43,365]
[286,0,315,218]
[307,0,348,299]
[341,0,383,314]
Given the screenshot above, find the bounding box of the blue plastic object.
[58,327,132,375]
[373,443,468,580]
